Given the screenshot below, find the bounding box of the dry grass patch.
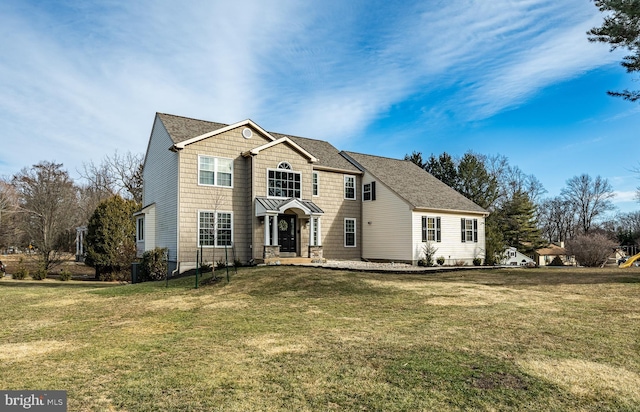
[519,357,640,403]
[245,334,309,356]
[0,340,71,362]
[2,266,640,410]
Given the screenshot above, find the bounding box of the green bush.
[140,248,168,281]
[32,264,48,280]
[421,242,437,267]
[85,195,139,280]
[436,256,445,266]
[59,270,73,281]
[473,257,482,266]
[13,258,28,280]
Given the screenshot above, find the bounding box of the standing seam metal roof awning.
[255,197,324,216]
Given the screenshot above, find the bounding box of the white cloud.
[615,191,638,203]
[0,0,627,179]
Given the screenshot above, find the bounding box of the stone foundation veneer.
[264,245,280,259]
[309,246,324,263]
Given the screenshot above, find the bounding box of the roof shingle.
[156,113,359,172]
[342,151,487,214]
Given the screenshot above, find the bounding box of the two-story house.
[136,113,488,274]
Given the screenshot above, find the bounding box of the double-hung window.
[344,218,356,247]
[268,162,301,198]
[199,211,233,247]
[363,181,376,201]
[421,216,441,242]
[199,155,233,187]
[344,175,356,200]
[461,218,478,243]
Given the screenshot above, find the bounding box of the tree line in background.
[0,152,143,278]
[0,148,638,273]
[405,150,640,266]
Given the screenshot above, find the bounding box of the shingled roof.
[156,113,359,173]
[342,151,488,215]
[157,113,228,145]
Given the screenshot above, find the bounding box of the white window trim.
[344,175,356,200]
[136,216,144,242]
[344,218,356,247]
[421,216,441,243]
[198,210,234,248]
[267,167,302,199]
[312,171,319,197]
[363,183,371,201]
[198,155,234,188]
[461,218,478,243]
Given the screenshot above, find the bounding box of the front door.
[278,215,296,253]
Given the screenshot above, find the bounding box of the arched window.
[268,162,301,198]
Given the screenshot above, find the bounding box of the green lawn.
[1,266,640,411]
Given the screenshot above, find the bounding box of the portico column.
[317,217,322,246]
[264,215,271,246]
[272,214,279,246]
[309,216,315,246]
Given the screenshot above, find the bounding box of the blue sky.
[1,0,638,213]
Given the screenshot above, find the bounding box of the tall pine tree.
[499,190,544,255]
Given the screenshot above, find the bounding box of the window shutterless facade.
[312,171,319,196]
[421,216,441,242]
[344,218,356,247]
[198,155,233,187]
[344,175,356,200]
[461,218,478,243]
[136,217,144,242]
[198,211,233,247]
[311,216,319,246]
[268,169,301,198]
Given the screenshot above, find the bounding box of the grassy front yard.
[1,266,640,411]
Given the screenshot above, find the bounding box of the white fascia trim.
[248,137,318,163]
[172,119,276,150]
[277,199,311,215]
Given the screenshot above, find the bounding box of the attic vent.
[242,128,253,139]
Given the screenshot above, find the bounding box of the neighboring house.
[136,113,488,273]
[534,243,576,266]
[501,246,535,266]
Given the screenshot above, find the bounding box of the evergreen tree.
[85,195,140,280]
[456,152,500,210]
[588,0,640,101]
[499,190,544,255]
[404,151,426,169]
[484,213,506,265]
[424,152,459,189]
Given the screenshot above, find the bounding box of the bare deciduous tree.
[12,161,79,269]
[80,151,144,204]
[561,174,615,234]
[0,178,20,250]
[538,197,578,243]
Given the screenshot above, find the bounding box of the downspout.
[171,148,181,278]
[250,153,255,262]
